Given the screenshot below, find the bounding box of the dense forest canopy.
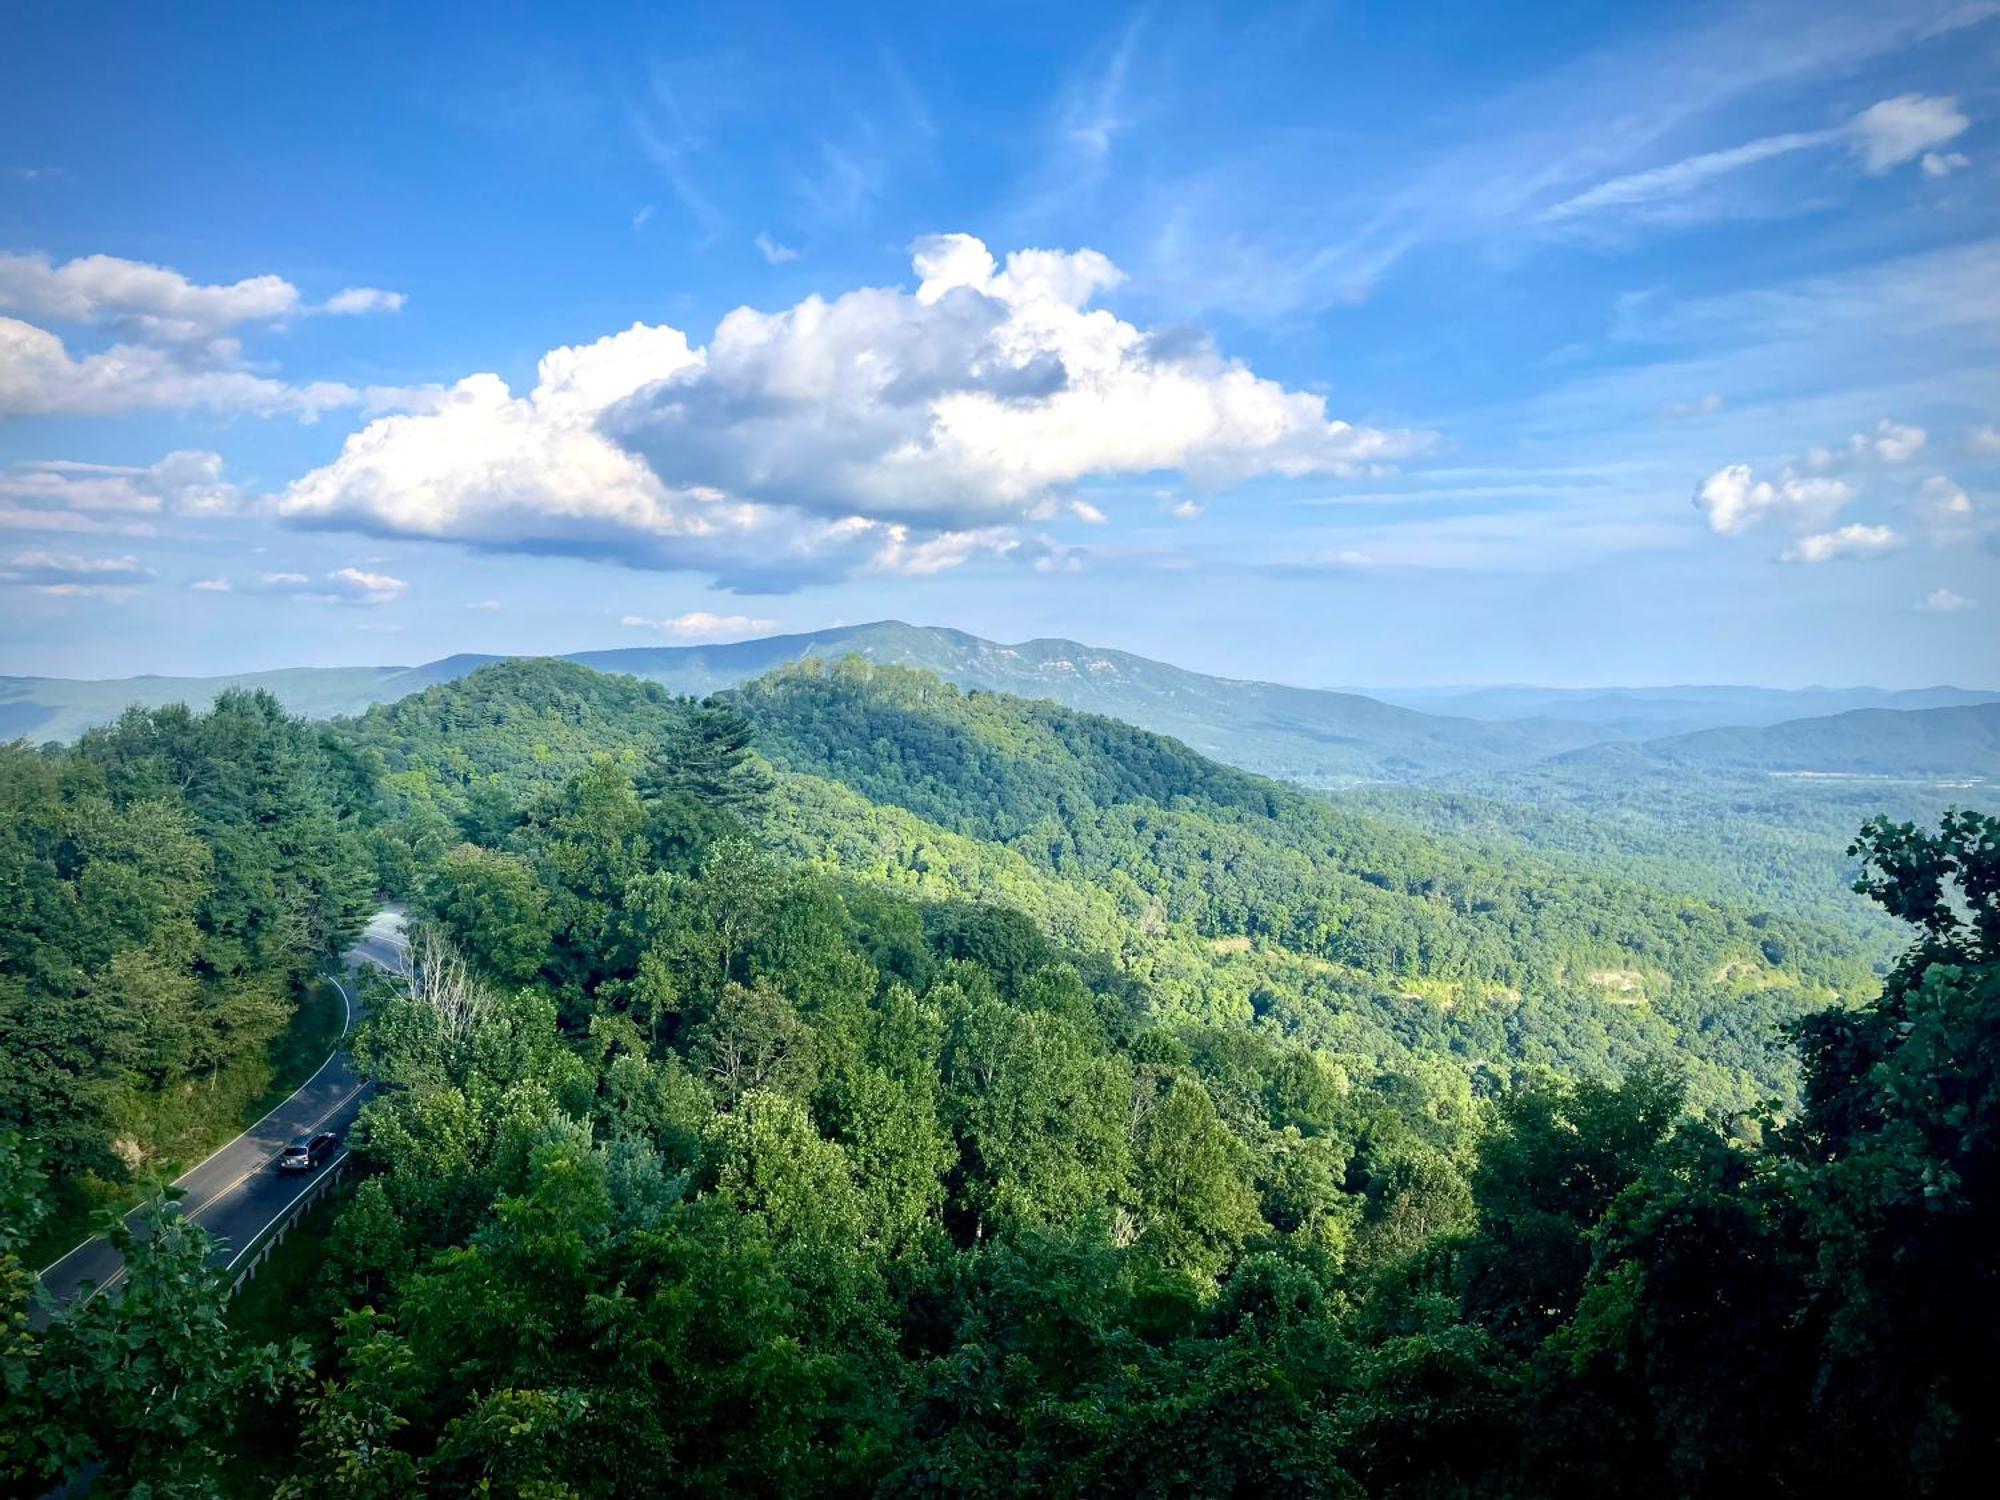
[1,658,1993,1496]
[0,691,374,1210]
[346,656,1875,1111]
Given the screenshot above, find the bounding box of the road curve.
[32,907,406,1322]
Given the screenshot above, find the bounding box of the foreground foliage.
[3,661,1992,1494]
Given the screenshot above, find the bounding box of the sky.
[1,0,1997,690]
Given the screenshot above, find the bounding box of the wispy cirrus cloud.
[1537,93,1969,231]
[1129,2,1994,317]
[620,610,778,640]
[0,547,152,598]
[1538,129,1841,226]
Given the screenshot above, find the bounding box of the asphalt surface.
[32,908,406,1322]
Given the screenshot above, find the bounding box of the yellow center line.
[76,1079,370,1307]
[176,1080,370,1221]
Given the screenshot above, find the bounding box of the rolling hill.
[1554,702,2000,780]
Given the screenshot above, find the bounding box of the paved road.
[32,908,406,1321]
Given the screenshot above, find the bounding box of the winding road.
[32,908,406,1323]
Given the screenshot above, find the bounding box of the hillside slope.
[574,621,1609,783]
[1556,702,2000,779]
[340,655,1877,1110]
[1341,705,2000,958]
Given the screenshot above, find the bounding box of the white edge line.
[223,1149,351,1271]
[79,1107,364,1306]
[36,920,397,1282]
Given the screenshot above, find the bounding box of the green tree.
[942,998,1134,1238]
[274,1310,425,1500]
[1131,1073,1263,1279]
[31,1193,306,1495]
[422,845,554,987]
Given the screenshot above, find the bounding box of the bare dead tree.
[400,923,493,1044]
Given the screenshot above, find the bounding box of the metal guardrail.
[224,1154,351,1297]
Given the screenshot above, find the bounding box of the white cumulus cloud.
[754,233,799,265]
[620,611,778,640]
[0,547,152,597]
[0,250,415,418]
[1850,94,1970,174]
[0,251,299,346]
[1921,474,1974,517]
[0,317,367,418]
[1866,419,1927,463]
[1693,465,1854,534]
[1780,523,1899,563]
[277,234,1429,590]
[329,566,408,604]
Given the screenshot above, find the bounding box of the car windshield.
[283,1143,309,1154]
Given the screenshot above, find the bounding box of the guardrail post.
[223,1160,353,1303]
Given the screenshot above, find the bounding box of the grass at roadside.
[223,1191,344,1497]
[227,1189,341,1346]
[25,974,354,1271]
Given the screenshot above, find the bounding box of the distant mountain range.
[6,620,1997,787]
[1362,683,2000,739]
[1552,703,2000,780]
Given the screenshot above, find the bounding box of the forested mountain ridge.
[339,656,1873,1112]
[17,631,1987,985]
[571,620,1614,783]
[6,620,1606,781]
[14,621,1994,794]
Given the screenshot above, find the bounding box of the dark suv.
[277,1131,339,1171]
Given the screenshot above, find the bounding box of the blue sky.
[2,0,1996,688]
